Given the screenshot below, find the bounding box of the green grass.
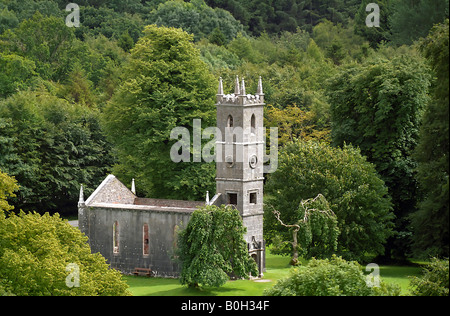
[124,251,423,296]
[379,265,423,295]
[124,250,292,296]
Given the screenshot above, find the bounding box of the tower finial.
[218,77,224,95]
[131,179,136,195]
[78,184,85,207]
[257,76,264,95]
[241,77,246,95]
[234,75,240,95]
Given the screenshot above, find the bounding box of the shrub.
[409,258,449,296]
[264,255,401,296]
[0,210,131,296]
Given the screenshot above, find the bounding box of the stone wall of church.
[79,206,191,277]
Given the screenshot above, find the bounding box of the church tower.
[215,76,265,275]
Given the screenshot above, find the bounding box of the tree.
[176,205,258,288]
[0,12,77,81]
[411,20,449,258]
[264,104,330,147]
[271,194,338,264]
[265,140,394,262]
[327,53,431,260]
[354,0,393,48]
[0,169,18,213]
[146,0,245,43]
[0,91,114,215]
[389,0,449,46]
[0,210,131,296]
[103,25,217,201]
[0,52,38,99]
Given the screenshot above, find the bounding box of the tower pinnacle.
[234,75,240,95]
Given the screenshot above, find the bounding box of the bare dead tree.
[271,194,336,265]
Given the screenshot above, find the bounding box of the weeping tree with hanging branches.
[271,194,339,265]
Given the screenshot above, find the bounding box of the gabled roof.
[85,174,136,206]
[83,175,205,214]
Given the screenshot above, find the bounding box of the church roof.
[83,175,204,214]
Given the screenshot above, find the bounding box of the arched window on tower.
[227,115,233,128]
[251,114,256,134]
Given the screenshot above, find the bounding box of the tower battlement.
[216,76,265,105]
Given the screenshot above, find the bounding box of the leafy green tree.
[389,0,449,46]
[177,205,258,288]
[0,169,18,213]
[264,255,401,296]
[0,12,77,81]
[354,0,393,48]
[265,140,394,262]
[327,54,431,260]
[196,40,241,71]
[146,0,245,43]
[264,103,330,147]
[0,52,38,99]
[0,0,62,23]
[0,210,131,296]
[103,25,217,201]
[0,7,19,34]
[0,91,114,215]
[117,31,134,52]
[75,5,144,43]
[411,20,449,257]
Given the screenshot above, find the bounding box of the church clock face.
[249,155,258,169]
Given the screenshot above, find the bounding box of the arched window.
[143,223,149,256]
[227,115,233,127]
[250,114,256,134]
[113,221,119,254]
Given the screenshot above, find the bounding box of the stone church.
[78,76,266,278]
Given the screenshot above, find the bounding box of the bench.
[133,268,153,277]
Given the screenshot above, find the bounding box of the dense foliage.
[411,20,449,258]
[328,54,431,259]
[0,91,114,214]
[265,140,394,261]
[409,258,449,296]
[0,210,131,296]
[0,169,18,213]
[177,205,258,288]
[264,255,401,296]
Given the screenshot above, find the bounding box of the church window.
[113,221,119,254]
[249,192,257,204]
[227,115,233,127]
[227,193,238,206]
[251,114,256,134]
[143,223,149,256]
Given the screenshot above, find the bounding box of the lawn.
[123,251,423,296]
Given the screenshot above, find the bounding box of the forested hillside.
[1,0,448,260]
